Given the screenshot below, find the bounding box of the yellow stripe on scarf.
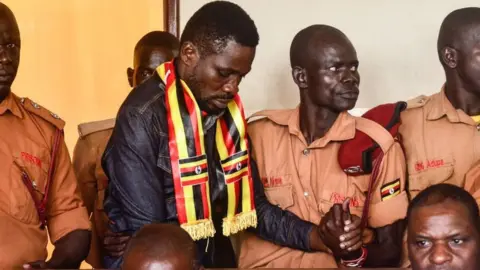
[167,81,197,223]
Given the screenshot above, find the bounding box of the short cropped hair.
[437,7,480,63]
[134,31,179,53]
[407,183,479,228]
[180,1,259,57]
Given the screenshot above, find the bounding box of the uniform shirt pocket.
[264,184,294,210]
[10,151,49,225]
[409,162,454,198]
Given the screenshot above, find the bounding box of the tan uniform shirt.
[464,160,480,205]
[238,108,408,268]
[399,89,480,199]
[0,93,90,268]
[72,118,114,267]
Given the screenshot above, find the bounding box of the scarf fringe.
[181,219,216,241]
[222,210,258,236]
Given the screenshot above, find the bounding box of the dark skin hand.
[103,230,131,257]
[320,199,405,267]
[23,230,91,269]
[363,219,405,267]
[319,199,363,260]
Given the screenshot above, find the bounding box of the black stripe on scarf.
[176,80,205,221]
[222,109,242,154]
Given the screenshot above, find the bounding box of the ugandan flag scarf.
[156,60,257,241]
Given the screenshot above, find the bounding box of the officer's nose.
[429,243,453,266]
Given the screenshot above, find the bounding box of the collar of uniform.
[0,92,23,118]
[287,107,356,148]
[426,88,475,125]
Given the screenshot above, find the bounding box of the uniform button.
[304,191,309,197]
[303,149,310,156]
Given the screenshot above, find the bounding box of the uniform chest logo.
[21,152,42,168]
[262,176,283,188]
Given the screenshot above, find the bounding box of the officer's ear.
[441,47,458,69]
[127,67,134,88]
[292,66,308,89]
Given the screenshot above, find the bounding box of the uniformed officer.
[0,3,91,269]
[399,7,480,199]
[72,31,179,267]
[238,25,408,268]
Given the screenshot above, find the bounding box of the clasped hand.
[318,198,363,259]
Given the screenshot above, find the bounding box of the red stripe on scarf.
[165,86,187,224]
[220,119,236,156]
[200,183,210,219]
[234,177,240,214]
[225,170,249,184]
[182,176,209,187]
[181,81,210,220]
[222,158,248,173]
[234,95,255,210]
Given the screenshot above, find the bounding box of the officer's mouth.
[338,90,359,100]
[0,75,12,84]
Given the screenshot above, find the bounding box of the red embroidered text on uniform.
[21,152,42,168]
[261,176,283,187]
[415,159,445,172]
[330,192,360,207]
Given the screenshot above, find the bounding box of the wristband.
[340,246,368,267]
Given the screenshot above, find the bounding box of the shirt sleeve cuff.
[48,206,91,243]
[368,191,408,228]
[298,221,315,252]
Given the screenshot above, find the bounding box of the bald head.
[437,7,480,97]
[0,3,20,101]
[290,25,353,69]
[128,31,179,87]
[438,7,480,63]
[123,224,199,270]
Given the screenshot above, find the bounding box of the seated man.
[407,184,480,270]
[122,224,201,270]
[239,25,408,268]
[72,31,179,267]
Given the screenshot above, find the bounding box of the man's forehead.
[410,202,475,235]
[209,40,254,72]
[134,46,173,66]
[309,38,357,63]
[0,15,19,38]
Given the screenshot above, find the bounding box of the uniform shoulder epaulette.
[20,97,65,130]
[78,118,115,138]
[247,110,271,124]
[247,109,294,125]
[405,95,429,110]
